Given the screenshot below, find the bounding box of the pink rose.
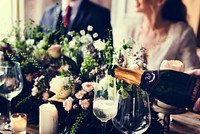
[82,82,94,92]
[48,44,61,58]
[63,97,73,112]
[75,90,85,99]
[89,68,98,76]
[79,99,90,110]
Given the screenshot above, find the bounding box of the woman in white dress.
[125,0,200,71]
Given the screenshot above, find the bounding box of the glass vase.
[112,86,151,134]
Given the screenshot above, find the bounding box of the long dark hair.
[162,0,187,23]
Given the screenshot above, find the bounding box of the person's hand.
[193,98,200,112]
[185,69,200,112]
[185,69,200,76]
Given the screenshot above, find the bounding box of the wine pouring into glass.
[93,73,118,134]
[0,55,23,130]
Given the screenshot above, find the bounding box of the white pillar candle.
[39,103,58,134]
[11,113,27,134]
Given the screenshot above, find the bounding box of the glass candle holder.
[11,113,27,134]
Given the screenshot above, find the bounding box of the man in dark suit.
[40,0,112,40]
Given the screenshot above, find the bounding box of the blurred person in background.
[40,0,112,41]
[123,0,200,71]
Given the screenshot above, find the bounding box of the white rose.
[93,39,106,51]
[49,76,71,99]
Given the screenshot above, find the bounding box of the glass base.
[0,113,10,131]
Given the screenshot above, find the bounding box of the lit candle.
[39,103,58,134]
[11,113,27,134]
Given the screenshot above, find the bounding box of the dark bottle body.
[111,66,200,109]
[140,70,200,109]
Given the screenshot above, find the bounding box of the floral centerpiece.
[0,20,151,133]
[0,20,115,133]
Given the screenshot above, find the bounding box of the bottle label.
[139,71,159,93]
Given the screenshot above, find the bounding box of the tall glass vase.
[112,86,151,134]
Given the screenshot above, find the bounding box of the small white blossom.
[93,33,98,38]
[69,39,76,48]
[87,25,93,31]
[37,39,46,49]
[79,36,87,44]
[80,34,93,44]
[68,31,74,36]
[31,87,39,96]
[80,30,85,35]
[34,75,45,86]
[85,34,93,42]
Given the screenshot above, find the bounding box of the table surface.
[170,111,200,134]
[1,111,199,134]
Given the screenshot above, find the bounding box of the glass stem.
[7,100,11,122]
[101,122,107,134]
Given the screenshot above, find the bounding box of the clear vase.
[112,86,151,134]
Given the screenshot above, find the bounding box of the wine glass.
[93,74,118,134]
[0,61,23,130]
[112,86,151,134]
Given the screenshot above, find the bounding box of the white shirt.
[62,0,82,22]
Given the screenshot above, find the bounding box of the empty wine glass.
[112,86,151,134]
[0,61,23,130]
[93,74,118,134]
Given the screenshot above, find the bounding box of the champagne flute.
[0,61,23,130]
[112,87,151,134]
[93,74,118,134]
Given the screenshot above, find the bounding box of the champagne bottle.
[108,65,200,109]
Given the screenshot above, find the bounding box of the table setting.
[0,21,200,134]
